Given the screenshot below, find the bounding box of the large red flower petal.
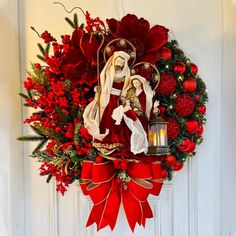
[65,48,84,64]
[130,17,150,40]
[71,27,84,49]
[64,62,87,84]
[144,25,169,54]
[82,72,98,86]
[80,32,100,60]
[118,14,138,38]
[106,18,119,37]
[139,52,159,64]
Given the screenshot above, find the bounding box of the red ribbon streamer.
[80,159,163,232]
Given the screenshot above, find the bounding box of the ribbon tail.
[86,201,105,228]
[141,201,153,227]
[122,189,142,232]
[98,181,121,231]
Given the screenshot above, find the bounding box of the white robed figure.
[83,51,130,141]
[112,75,155,154]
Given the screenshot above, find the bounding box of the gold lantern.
[147,115,169,155]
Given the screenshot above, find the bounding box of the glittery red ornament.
[167,118,180,140]
[174,161,183,171]
[196,124,204,136]
[185,120,199,133]
[190,63,198,75]
[173,62,186,74]
[182,77,197,92]
[157,73,177,96]
[197,105,206,115]
[165,155,176,168]
[174,94,195,117]
[159,47,172,60]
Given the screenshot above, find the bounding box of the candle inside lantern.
[149,130,153,146]
[153,133,157,146]
[159,128,165,146]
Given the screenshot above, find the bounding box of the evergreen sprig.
[65,13,79,29]
[55,107,70,123]
[18,124,49,153]
[27,63,48,85]
[17,135,45,142]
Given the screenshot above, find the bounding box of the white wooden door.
[2,0,236,235]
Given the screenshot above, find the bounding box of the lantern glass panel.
[158,123,167,147]
[148,124,158,146]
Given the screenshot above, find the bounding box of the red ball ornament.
[159,47,172,60]
[190,63,198,75]
[178,138,195,153]
[197,105,206,115]
[174,94,195,117]
[196,124,204,136]
[182,77,197,92]
[165,155,176,168]
[188,142,196,153]
[156,73,177,96]
[195,94,200,101]
[161,170,168,179]
[185,120,199,133]
[173,62,186,74]
[95,155,103,163]
[174,162,183,171]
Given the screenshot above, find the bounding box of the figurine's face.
[132,79,142,89]
[114,57,125,72]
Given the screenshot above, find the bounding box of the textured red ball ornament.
[182,77,197,92]
[174,94,195,117]
[185,120,199,133]
[197,105,206,115]
[159,47,172,60]
[174,161,183,171]
[167,118,180,140]
[173,62,186,74]
[157,73,177,96]
[196,124,204,136]
[190,63,198,75]
[165,155,176,168]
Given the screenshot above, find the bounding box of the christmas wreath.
[19,9,208,232]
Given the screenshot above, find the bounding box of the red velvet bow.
[80,159,163,232]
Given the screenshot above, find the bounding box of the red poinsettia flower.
[71,27,101,62]
[63,28,98,86]
[106,14,169,63]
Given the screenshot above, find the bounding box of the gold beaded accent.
[126,88,144,116]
